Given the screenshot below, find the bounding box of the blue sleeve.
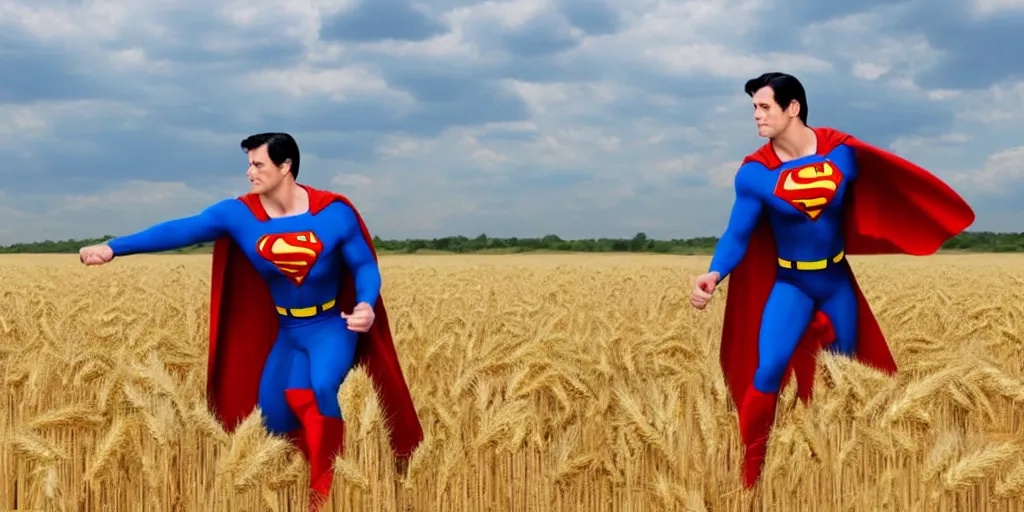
[334,203,382,306]
[107,200,232,256]
[707,165,764,280]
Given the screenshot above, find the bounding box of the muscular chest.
[760,158,850,222]
[237,222,342,287]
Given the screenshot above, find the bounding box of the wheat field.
[2,252,1024,511]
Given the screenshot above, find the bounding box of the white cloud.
[0,181,220,243]
[331,173,374,188]
[890,132,975,153]
[964,146,1024,192]
[851,62,890,80]
[58,181,217,212]
[449,0,550,30]
[880,81,1024,189]
[0,100,147,157]
[564,0,832,78]
[0,105,47,136]
[0,0,1022,244]
[644,45,833,77]
[0,1,141,41]
[243,66,416,105]
[356,31,477,59]
[958,81,1024,123]
[506,80,618,116]
[801,11,944,91]
[970,0,1024,17]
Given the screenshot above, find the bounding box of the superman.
[79,132,422,510]
[689,73,974,489]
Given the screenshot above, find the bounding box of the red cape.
[719,127,975,408]
[205,184,423,458]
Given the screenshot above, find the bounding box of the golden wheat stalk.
[3,253,1024,510]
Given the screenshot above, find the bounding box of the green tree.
[3,231,1022,255]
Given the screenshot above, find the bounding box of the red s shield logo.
[773,161,844,220]
[256,231,323,286]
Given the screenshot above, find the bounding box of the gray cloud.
[743,0,907,50]
[744,0,1024,90]
[0,0,1020,245]
[0,37,104,102]
[320,0,448,42]
[897,3,1024,89]
[558,0,621,36]
[807,74,957,144]
[498,12,581,57]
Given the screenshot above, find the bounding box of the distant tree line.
[2,231,1023,255]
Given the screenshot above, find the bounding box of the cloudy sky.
[1,0,1022,245]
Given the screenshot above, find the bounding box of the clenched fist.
[690,271,721,309]
[341,302,375,332]
[79,244,114,266]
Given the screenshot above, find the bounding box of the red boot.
[738,385,779,489]
[285,389,347,512]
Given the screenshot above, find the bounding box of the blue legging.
[753,265,858,393]
[258,313,359,434]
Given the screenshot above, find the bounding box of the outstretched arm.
[707,167,763,280]
[107,201,230,256]
[337,205,382,306]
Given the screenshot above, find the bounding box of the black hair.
[744,72,808,125]
[240,132,301,179]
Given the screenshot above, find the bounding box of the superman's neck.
[260,181,309,219]
[772,124,817,163]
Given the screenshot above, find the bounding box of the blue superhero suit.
[706,143,861,492]
[706,126,975,491]
[708,143,859,395]
[107,198,380,434]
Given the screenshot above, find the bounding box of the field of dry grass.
[2,252,1024,511]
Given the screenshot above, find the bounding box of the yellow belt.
[778,251,845,271]
[276,299,336,318]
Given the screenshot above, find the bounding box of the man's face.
[751,86,793,139]
[245,144,290,194]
